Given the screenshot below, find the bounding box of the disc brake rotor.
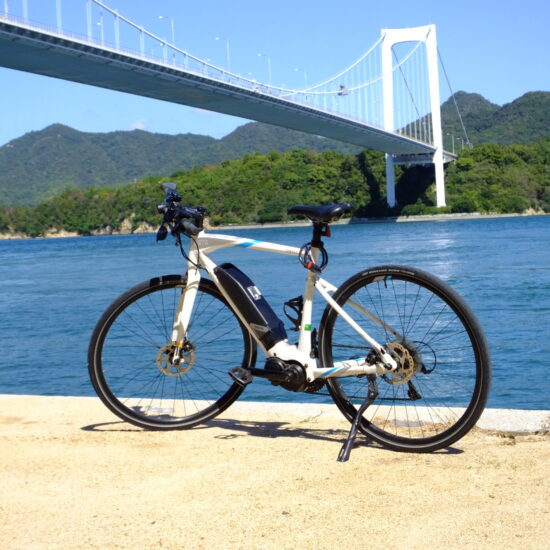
[383,341,416,385]
[156,343,195,377]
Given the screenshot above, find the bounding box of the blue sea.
[1,215,549,410]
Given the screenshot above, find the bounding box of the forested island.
[1,138,548,238]
[0,91,548,237]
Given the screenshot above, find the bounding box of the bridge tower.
[381,24,445,208]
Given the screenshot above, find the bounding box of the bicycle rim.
[319,265,491,452]
[88,275,256,429]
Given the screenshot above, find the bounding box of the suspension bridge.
[0,0,463,207]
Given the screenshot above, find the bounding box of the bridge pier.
[382,25,447,210]
[385,154,396,208]
[433,149,446,208]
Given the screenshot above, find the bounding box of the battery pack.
[214,263,287,350]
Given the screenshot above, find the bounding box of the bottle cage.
[283,296,303,331]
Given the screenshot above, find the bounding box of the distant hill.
[0,122,358,206]
[1,90,548,206]
[475,92,550,145]
[442,91,550,149]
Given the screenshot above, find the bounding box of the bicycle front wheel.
[88,275,256,430]
[319,265,491,452]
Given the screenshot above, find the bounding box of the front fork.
[170,263,201,363]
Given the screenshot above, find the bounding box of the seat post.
[299,221,330,273]
[311,222,330,248]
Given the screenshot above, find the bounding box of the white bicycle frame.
[171,230,399,383]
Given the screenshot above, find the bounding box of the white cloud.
[128,119,147,130]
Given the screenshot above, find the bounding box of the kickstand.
[337,374,378,462]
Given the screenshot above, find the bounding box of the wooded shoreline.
[1,211,547,240]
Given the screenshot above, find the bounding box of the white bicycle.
[88,183,491,460]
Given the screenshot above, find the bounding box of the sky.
[0,0,549,147]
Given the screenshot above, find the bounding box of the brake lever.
[156,201,176,242]
[156,224,168,241]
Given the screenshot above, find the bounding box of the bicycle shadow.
[199,417,462,454]
[81,417,463,454]
[80,417,349,443]
[208,417,352,444]
[81,421,141,432]
[81,417,368,445]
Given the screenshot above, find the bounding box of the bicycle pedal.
[228,367,253,386]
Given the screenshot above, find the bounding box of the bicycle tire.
[88,274,256,430]
[319,265,491,452]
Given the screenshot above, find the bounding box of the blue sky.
[1,0,549,146]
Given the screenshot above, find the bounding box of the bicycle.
[88,182,491,461]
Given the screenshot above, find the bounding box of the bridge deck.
[0,19,436,157]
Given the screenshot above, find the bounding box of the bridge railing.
[86,0,394,135]
[2,0,388,129]
[1,0,442,148]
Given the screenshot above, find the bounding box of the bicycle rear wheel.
[88,275,256,429]
[319,265,491,452]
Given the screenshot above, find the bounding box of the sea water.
[0,215,548,410]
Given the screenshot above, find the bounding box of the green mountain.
[475,92,550,145]
[441,91,499,149]
[442,91,550,150]
[1,90,548,207]
[0,122,358,207]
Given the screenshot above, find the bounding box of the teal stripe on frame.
[320,367,339,378]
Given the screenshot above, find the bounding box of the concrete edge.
[1,394,549,435]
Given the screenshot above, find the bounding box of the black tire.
[319,265,491,452]
[88,275,256,429]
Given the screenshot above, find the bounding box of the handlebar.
[180,218,202,237]
[156,182,205,240]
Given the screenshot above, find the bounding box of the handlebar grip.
[181,219,201,236]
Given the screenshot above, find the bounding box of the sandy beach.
[1,395,549,549]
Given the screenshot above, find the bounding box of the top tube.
[195,232,300,257]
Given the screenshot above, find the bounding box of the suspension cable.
[437,48,471,147]
[392,47,422,137]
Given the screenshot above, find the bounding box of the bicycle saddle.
[288,203,353,223]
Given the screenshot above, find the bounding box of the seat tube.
[297,249,320,356]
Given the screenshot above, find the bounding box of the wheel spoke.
[321,266,490,452]
[89,277,255,429]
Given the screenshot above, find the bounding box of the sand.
[1,395,549,549]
